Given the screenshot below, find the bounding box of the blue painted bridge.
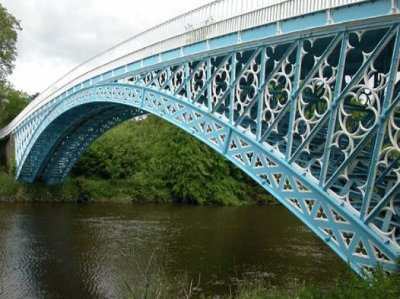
[1,0,400,275]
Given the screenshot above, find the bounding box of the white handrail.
[0,0,371,139]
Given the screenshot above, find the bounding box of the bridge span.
[0,0,399,275]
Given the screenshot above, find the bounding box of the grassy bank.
[0,170,162,203]
[0,170,276,205]
[0,170,78,202]
[121,261,400,299]
[231,267,400,299]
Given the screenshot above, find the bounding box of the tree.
[72,116,274,205]
[0,85,28,127]
[0,3,21,86]
[0,4,26,128]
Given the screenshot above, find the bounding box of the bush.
[73,116,273,205]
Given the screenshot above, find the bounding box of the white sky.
[2,0,211,94]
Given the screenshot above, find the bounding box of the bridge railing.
[0,0,371,139]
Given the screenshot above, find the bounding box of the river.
[0,202,346,298]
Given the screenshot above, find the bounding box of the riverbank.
[0,170,276,205]
[0,170,77,202]
[124,264,400,299]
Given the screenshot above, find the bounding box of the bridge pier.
[0,134,15,172]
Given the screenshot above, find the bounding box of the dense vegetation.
[0,84,30,127]
[0,3,21,86]
[70,115,273,205]
[0,3,28,128]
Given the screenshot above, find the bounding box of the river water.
[0,202,346,298]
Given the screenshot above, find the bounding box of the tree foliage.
[73,115,273,205]
[0,3,21,86]
[0,85,29,127]
[0,4,27,128]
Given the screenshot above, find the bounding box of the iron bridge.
[0,0,400,275]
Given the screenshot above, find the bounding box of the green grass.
[0,168,275,205]
[0,170,20,198]
[122,262,400,299]
[0,170,78,202]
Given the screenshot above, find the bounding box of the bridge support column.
[0,135,15,173]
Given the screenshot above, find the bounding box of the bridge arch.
[15,82,399,275]
[17,101,141,183]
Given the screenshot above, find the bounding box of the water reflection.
[0,203,346,298]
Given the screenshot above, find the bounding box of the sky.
[2,0,211,95]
